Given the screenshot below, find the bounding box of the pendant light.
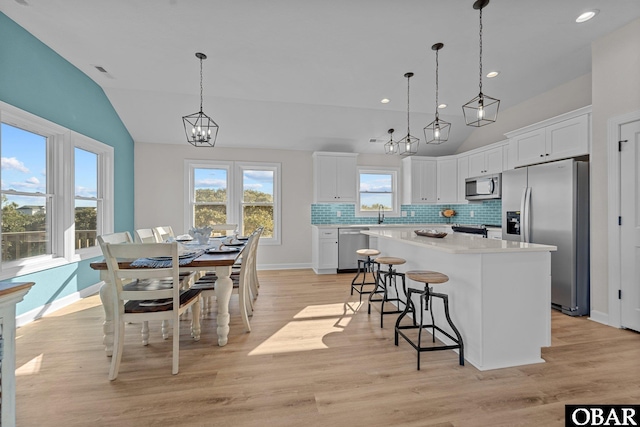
[462,0,500,127]
[384,128,397,154]
[424,43,451,144]
[398,72,419,156]
[182,52,219,147]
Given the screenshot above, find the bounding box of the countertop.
[362,228,556,254]
[312,223,502,231]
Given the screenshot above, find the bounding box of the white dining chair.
[212,223,238,237]
[102,241,202,380]
[152,225,175,242]
[134,228,156,243]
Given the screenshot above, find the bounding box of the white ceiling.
[2,0,640,156]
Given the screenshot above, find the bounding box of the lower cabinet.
[312,228,338,274]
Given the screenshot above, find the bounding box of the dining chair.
[191,230,258,332]
[134,228,156,243]
[212,223,238,237]
[152,225,175,242]
[102,241,202,380]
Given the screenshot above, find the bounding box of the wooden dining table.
[90,242,246,356]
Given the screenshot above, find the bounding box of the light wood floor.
[15,269,640,426]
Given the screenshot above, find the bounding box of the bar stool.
[395,270,464,370]
[350,249,380,302]
[368,256,406,328]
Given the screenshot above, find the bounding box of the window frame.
[185,160,281,246]
[0,101,114,280]
[356,167,400,218]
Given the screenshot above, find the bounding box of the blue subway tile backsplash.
[311,200,502,226]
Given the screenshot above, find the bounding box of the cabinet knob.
[545,153,549,156]
[540,154,544,157]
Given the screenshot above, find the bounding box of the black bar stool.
[395,270,464,370]
[368,256,406,328]
[350,249,380,301]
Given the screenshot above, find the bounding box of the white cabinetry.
[436,157,458,204]
[468,146,503,176]
[402,156,437,204]
[312,227,338,274]
[507,107,590,168]
[313,152,358,203]
[457,155,469,203]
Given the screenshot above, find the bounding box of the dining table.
[89,238,246,356]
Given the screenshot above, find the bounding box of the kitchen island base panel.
[372,235,551,371]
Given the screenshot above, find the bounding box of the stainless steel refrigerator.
[501,159,589,316]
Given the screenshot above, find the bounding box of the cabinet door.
[437,158,457,203]
[335,156,357,202]
[315,156,338,202]
[457,156,469,202]
[484,147,503,174]
[420,159,438,203]
[468,152,486,176]
[545,114,589,161]
[318,238,338,269]
[510,129,546,168]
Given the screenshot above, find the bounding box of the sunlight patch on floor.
[293,302,359,319]
[16,353,43,376]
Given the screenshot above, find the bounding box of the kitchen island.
[362,228,557,371]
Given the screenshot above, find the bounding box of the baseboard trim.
[16,282,103,328]
[589,310,610,326]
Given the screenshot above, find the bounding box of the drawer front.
[319,229,338,239]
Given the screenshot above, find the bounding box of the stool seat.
[375,256,406,266]
[406,270,449,284]
[356,248,380,257]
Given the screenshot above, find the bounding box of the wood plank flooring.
[15,269,640,426]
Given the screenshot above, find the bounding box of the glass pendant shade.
[384,129,398,154]
[398,72,419,156]
[182,52,219,147]
[424,42,451,144]
[463,0,500,127]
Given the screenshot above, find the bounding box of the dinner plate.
[206,247,240,254]
[223,242,245,246]
[236,236,249,241]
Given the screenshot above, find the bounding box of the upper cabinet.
[313,152,358,203]
[507,107,591,168]
[436,157,458,204]
[402,156,437,204]
[468,146,503,177]
[456,155,469,203]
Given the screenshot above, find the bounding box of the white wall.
[456,73,592,153]
[134,143,313,268]
[591,18,640,316]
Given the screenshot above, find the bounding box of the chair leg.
[191,299,201,341]
[142,321,150,345]
[239,278,251,333]
[172,317,179,375]
[109,321,125,381]
[161,319,169,340]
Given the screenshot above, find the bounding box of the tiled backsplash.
[311,200,502,226]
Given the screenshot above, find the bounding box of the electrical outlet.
[401,211,407,217]
[336,211,341,217]
[411,211,415,217]
[439,211,443,217]
[470,211,474,218]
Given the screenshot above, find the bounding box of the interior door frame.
[607,109,640,328]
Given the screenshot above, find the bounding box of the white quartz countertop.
[362,228,556,254]
[312,223,501,230]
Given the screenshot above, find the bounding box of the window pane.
[1,194,49,261]
[360,193,392,211]
[75,148,97,197]
[194,168,227,202]
[75,201,97,249]
[243,170,273,202]
[243,205,273,237]
[359,173,392,193]
[194,205,226,227]
[1,123,50,261]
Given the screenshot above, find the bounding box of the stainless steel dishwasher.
[338,227,370,272]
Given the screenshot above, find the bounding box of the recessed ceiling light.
[486,71,500,78]
[438,103,447,109]
[381,98,390,104]
[576,10,599,23]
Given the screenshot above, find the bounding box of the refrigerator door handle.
[522,187,532,243]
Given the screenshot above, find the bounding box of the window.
[186,160,280,245]
[357,168,399,217]
[0,102,114,279]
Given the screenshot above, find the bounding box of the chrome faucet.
[377,206,385,224]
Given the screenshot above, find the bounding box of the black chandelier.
[462,0,500,127]
[424,43,451,144]
[182,52,219,147]
[384,128,397,154]
[398,72,419,156]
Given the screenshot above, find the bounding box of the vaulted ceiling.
[3,0,640,155]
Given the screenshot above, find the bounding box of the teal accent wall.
[311,200,502,226]
[0,13,135,315]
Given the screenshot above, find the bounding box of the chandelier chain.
[199,56,204,113]
[435,47,439,118]
[479,7,483,94]
[406,74,411,134]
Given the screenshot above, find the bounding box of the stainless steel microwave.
[465,173,501,200]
